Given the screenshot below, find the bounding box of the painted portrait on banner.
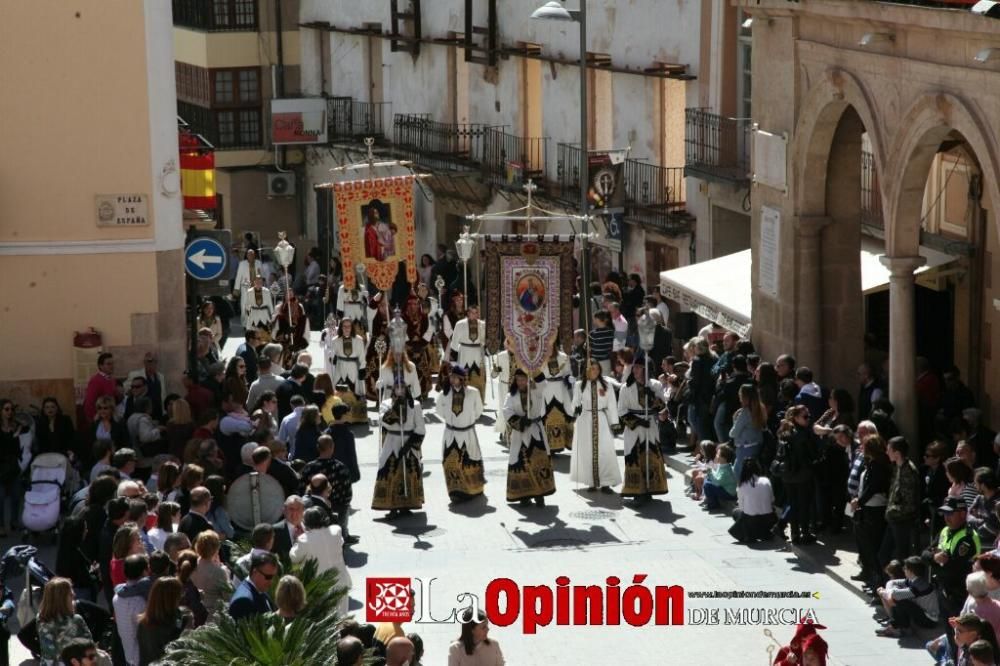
[484,240,575,376]
[333,176,417,291]
[361,199,397,261]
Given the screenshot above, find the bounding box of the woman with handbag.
[775,406,820,545]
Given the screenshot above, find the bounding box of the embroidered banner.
[333,175,417,291]
[485,240,575,375]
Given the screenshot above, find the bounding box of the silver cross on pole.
[523,179,538,234]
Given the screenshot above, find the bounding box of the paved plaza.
[5,333,930,665]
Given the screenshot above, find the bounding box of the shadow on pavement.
[448,496,497,518]
[344,549,369,567]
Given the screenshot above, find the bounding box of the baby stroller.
[1,545,111,658]
[22,452,71,542]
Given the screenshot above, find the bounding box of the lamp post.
[387,306,409,496]
[637,311,657,488]
[455,226,476,304]
[531,0,591,343]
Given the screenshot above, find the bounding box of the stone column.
[795,217,831,377]
[879,255,926,444]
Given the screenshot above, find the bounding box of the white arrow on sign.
[189,249,224,270]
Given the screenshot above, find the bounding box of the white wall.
[299,0,707,269]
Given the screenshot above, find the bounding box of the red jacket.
[83,372,117,423]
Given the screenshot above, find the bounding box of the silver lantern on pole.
[387,306,409,496]
[274,232,295,306]
[637,310,657,488]
[455,226,475,304]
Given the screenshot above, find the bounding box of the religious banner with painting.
[484,238,575,376]
[333,175,417,291]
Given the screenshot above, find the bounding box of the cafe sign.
[95,194,149,227]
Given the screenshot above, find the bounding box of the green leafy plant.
[159,558,350,665]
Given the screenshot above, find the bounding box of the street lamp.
[637,311,657,488]
[531,0,592,342]
[455,226,476,304]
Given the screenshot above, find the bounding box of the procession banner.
[484,238,575,376]
[333,175,417,291]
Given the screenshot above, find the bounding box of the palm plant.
[159,558,350,665]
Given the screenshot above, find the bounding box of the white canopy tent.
[659,237,957,336]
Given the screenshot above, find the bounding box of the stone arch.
[794,67,887,217]
[886,91,1000,256]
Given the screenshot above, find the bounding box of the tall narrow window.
[520,46,543,172]
[448,37,470,125]
[737,10,752,119]
[587,59,613,150]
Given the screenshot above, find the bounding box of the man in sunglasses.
[59,638,99,665]
[229,551,279,620]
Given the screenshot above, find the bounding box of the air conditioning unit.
[267,172,296,197]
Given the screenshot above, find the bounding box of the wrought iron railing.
[861,146,883,228]
[327,97,390,140]
[623,159,685,212]
[554,143,584,204]
[172,0,259,32]
[482,128,548,191]
[392,114,491,171]
[684,109,752,183]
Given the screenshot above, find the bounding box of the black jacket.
[778,425,819,484]
[178,511,212,543]
[857,458,892,507]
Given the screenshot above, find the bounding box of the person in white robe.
[243,275,275,339]
[449,305,487,398]
[617,358,669,502]
[289,507,352,615]
[436,365,485,502]
[570,359,623,491]
[491,341,518,444]
[372,369,425,517]
[327,318,368,423]
[503,369,556,505]
[336,283,369,332]
[541,346,575,453]
[233,249,261,326]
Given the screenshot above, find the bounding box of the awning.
[659,237,958,335]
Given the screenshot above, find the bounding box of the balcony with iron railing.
[554,143,691,233]
[392,114,492,172]
[482,128,548,192]
[684,109,752,184]
[327,97,390,141]
[172,0,259,32]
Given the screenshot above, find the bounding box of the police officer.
[924,497,981,650]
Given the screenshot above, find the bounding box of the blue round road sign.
[185,237,228,281]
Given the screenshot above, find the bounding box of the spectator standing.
[228,552,278,620]
[37,578,93,666]
[447,609,504,666]
[137,576,192,666]
[113,554,152,666]
[881,437,921,565]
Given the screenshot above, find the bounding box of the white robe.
[541,352,574,411]
[234,259,261,324]
[503,385,548,465]
[328,335,366,394]
[435,387,483,460]
[243,287,274,330]
[377,396,426,467]
[617,378,664,456]
[570,379,623,487]
[376,362,422,403]
[449,318,486,371]
[289,526,351,616]
[492,351,517,432]
[336,285,368,326]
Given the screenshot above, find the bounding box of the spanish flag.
[179,131,216,210]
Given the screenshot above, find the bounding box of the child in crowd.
[875,556,938,638]
[702,444,737,510]
[970,639,998,666]
[688,441,718,501]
